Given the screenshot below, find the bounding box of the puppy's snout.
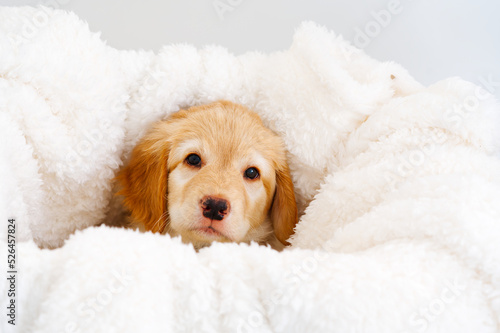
[201,196,230,221]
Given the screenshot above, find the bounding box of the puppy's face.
[167,121,277,246]
[117,101,297,249]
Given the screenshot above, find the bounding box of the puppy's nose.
[201,196,230,221]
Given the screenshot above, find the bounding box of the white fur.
[1,6,499,333]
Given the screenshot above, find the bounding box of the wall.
[2,0,499,98]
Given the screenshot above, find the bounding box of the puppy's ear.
[271,162,298,246]
[116,128,170,233]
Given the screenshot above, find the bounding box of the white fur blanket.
[1,6,500,333]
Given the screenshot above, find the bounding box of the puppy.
[116,101,298,250]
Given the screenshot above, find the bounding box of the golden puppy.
[116,101,297,250]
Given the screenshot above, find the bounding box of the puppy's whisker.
[152,211,168,232]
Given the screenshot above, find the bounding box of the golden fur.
[116,101,298,250]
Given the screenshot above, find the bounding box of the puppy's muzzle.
[201,196,230,221]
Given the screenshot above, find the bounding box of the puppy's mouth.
[193,226,228,239]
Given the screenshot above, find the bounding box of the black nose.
[201,197,229,221]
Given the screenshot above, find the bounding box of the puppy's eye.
[244,167,259,180]
[186,153,202,167]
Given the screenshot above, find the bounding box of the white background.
[2,0,499,98]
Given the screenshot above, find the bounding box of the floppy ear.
[115,131,170,233]
[270,162,298,246]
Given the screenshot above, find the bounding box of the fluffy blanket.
[1,6,500,333]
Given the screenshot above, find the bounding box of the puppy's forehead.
[172,104,280,154]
